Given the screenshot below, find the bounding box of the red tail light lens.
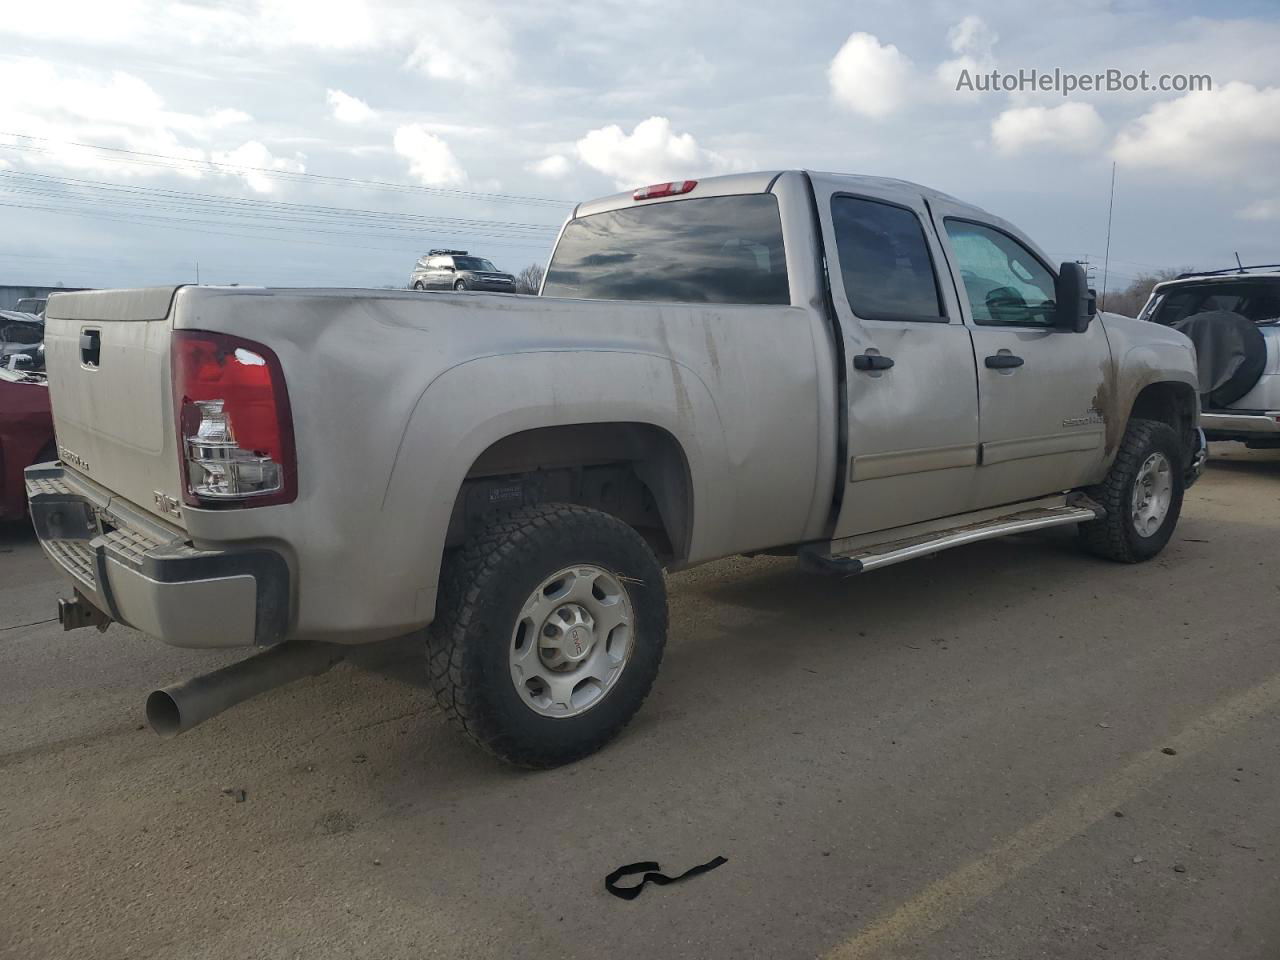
[172,330,297,508]
[632,180,697,201]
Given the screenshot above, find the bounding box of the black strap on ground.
[604,856,728,900]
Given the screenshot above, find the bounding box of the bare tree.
[1103,267,1195,318]
[514,263,545,295]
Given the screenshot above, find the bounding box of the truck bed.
[40,284,837,644]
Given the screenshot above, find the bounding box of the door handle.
[853,353,895,371]
[80,330,101,368]
[984,354,1024,369]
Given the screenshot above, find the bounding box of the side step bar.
[800,499,1103,576]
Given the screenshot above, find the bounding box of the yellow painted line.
[825,672,1280,960]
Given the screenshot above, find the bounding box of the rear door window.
[830,196,945,321]
[542,194,790,304]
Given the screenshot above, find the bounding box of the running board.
[800,499,1103,576]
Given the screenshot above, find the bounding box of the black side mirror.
[1054,261,1096,332]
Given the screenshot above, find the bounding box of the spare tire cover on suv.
[1174,310,1267,408]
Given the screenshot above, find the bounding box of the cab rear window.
[542,194,790,305]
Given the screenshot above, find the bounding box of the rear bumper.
[1201,410,1280,441]
[24,463,289,648]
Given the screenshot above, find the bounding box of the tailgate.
[44,287,187,527]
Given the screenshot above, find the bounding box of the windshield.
[542,194,790,304]
[455,257,498,272]
[1147,281,1280,326]
[0,316,45,371]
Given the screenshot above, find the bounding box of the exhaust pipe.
[146,642,345,737]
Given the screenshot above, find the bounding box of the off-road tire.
[1079,418,1185,563]
[426,503,668,768]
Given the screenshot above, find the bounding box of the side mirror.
[1055,262,1097,333]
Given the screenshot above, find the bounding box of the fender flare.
[380,348,730,619]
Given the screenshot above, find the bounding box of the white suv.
[1140,265,1280,447]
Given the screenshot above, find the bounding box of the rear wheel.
[1079,418,1185,562]
[426,503,668,767]
[453,279,467,291]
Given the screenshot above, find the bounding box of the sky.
[0,0,1277,293]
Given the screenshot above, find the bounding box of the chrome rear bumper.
[24,463,289,648]
[1201,411,1280,438]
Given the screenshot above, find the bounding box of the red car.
[0,311,54,520]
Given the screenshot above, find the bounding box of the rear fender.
[381,349,727,620]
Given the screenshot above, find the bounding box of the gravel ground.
[1,444,1277,960]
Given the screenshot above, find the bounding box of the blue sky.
[1,0,1277,293]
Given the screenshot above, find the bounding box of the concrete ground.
[2,444,1277,960]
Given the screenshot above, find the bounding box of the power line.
[0,132,573,208]
[0,199,555,255]
[0,170,561,235]
[0,172,563,247]
[0,183,560,245]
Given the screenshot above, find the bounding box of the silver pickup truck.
[28,170,1205,767]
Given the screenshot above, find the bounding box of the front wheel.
[1079,418,1185,562]
[426,503,668,767]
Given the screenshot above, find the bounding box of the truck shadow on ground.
[327,528,1139,795]
[0,518,37,546]
[1205,456,1280,477]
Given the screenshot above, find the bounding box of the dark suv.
[409,250,516,292]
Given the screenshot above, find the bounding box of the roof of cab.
[572,169,991,222]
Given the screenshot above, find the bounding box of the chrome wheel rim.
[509,565,633,718]
[1131,452,1173,538]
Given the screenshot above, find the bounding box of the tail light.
[172,330,297,508]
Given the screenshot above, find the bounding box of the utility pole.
[196,261,201,284]
[1100,162,1116,311]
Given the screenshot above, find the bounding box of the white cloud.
[405,3,512,84]
[528,154,571,179]
[575,117,735,190]
[1112,82,1280,181]
[828,32,914,118]
[936,16,997,101]
[393,124,466,186]
[210,141,305,193]
[991,103,1105,154]
[326,89,376,124]
[1239,199,1280,221]
[5,0,388,51]
[0,57,258,182]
